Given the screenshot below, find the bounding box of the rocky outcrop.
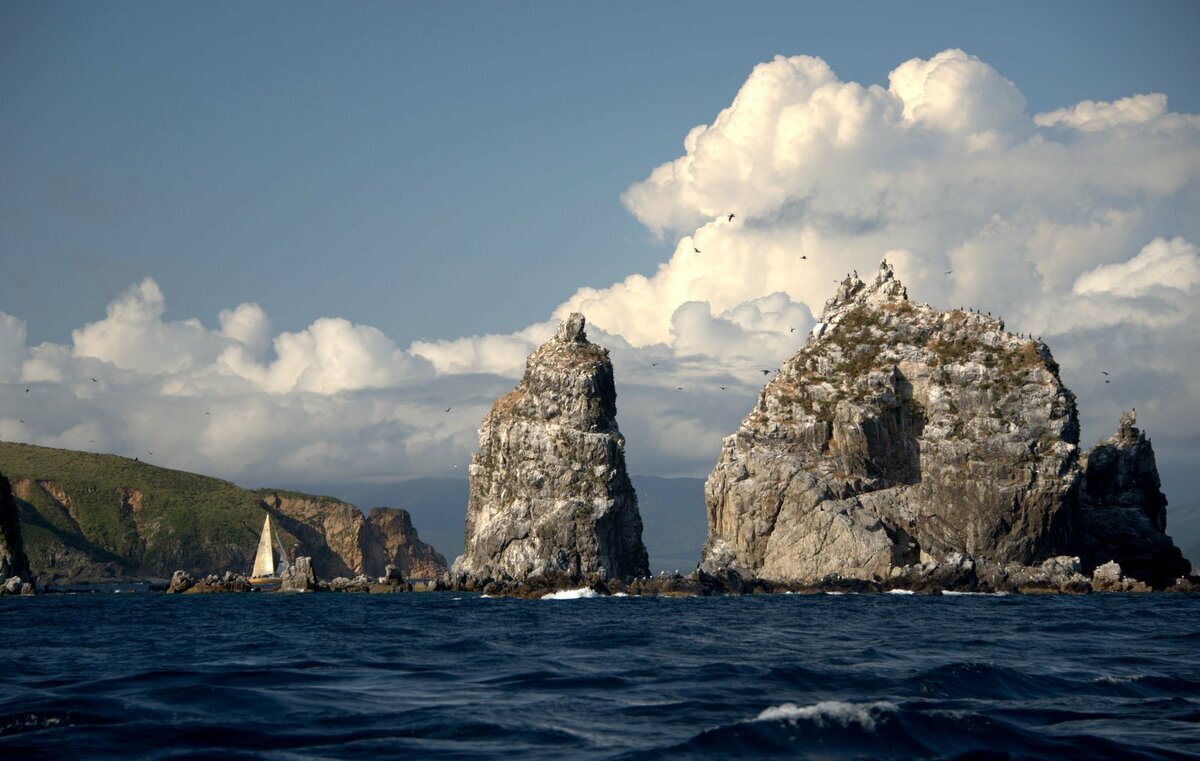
[0,473,32,588]
[166,569,195,593]
[364,508,447,579]
[703,261,1080,583]
[280,556,318,592]
[182,571,252,594]
[1078,412,1190,588]
[1090,560,1152,593]
[452,313,649,587]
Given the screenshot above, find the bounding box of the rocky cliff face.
[1078,411,1190,587]
[0,474,32,584]
[262,494,447,580]
[702,260,1082,583]
[452,313,649,585]
[364,508,447,579]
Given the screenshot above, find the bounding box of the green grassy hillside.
[0,442,317,581]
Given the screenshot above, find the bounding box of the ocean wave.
[941,590,1010,596]
[541,588,600,600]
[754,700,898,730]
[886,589,915,595]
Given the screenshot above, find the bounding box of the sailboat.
[250,514,291,585]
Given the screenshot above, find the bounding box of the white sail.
[251,514,276,578]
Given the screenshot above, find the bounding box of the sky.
[2,1,1199,507]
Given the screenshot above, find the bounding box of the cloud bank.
[2,49,1199,503]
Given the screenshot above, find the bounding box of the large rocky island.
[451,313,650,590]
[0,442,447,585]
[701,260,1190,590]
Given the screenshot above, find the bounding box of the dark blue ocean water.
[2,592,1199,760]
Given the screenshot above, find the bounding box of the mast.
[275,530,291,575]
[251,514,276,577]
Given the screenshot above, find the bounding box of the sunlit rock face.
[452,313,649,586]
[1078,411,1190,587]
[702,260,1083,583]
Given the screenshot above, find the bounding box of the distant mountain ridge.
[0,442,446,583]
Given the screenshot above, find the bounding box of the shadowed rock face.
[452,313,650,585]
[0,474,32,583]
[702,260,1082,583]
[1079,412,1190,587]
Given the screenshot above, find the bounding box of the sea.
[2,592,1198,760]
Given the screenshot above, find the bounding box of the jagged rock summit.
[702,259,1187,587]
[452,313,649,587]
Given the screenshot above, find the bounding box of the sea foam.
[754,700,898,730]
[541,588,601,600]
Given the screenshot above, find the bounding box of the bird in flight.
[1101,371,1110,376]
[444,407,452,412]
[719,386,727,390]
[761,369,771,375]
[204,411,210,415]
[147,450,154,456]
[944,270,954,275]
[676,387,683,391]
[24,388,29,393]
[91,378,98,383]
[693,247,700,253]
[651,362,658,367]
[18,419,24,424]
[728,213,735,222]
[799,256,807,260]
[790,327,795,333]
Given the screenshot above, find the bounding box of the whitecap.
[941,590,1010,596]
[886,589,915,595]
[1095,674,1142,685]
[754,700,898,731]
[541,587,600,600]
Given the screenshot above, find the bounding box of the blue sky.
[3,0,1199,346]
[1,1,1199,513]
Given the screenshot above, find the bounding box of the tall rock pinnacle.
[451,313,650,586]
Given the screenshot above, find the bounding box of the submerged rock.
[452,313,649,588]
[702,261,1079,584]
[1078,411,1190,588]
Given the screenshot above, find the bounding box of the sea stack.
[702,260,1082,583]
[452,313,649,588]
[1078,411,1190,587]
[701,260,1192,588]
